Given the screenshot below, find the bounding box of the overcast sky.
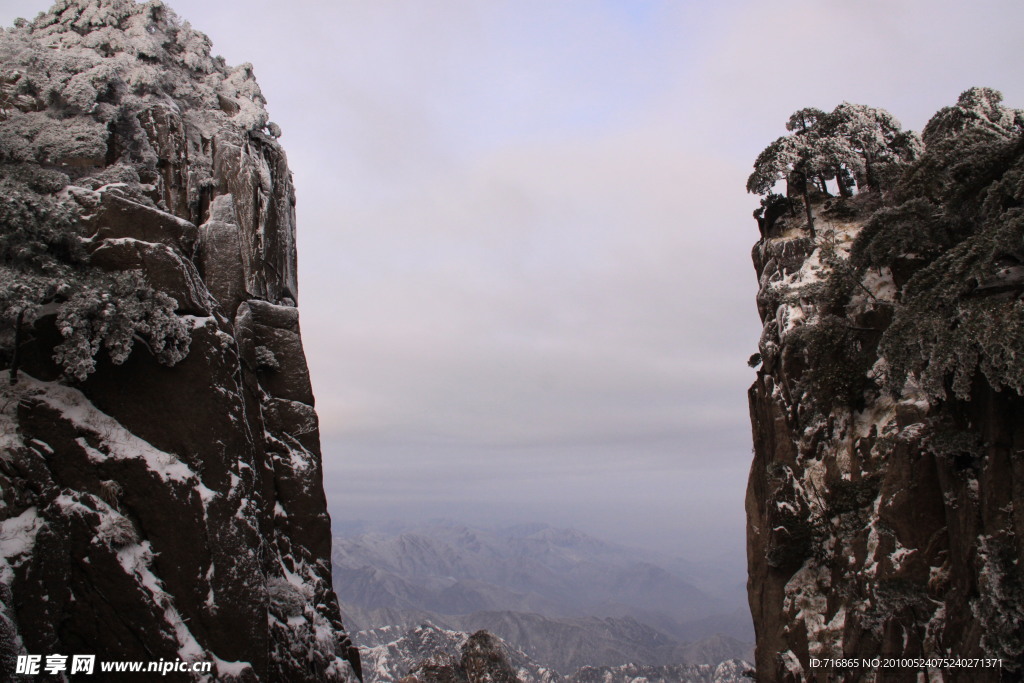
[4,0,1024,559]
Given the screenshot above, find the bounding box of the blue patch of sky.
[434,1,715,155]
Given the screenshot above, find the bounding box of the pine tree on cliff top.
[747,102,922,238]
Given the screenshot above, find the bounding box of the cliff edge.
[746,89,1024,681]
[0,1,359,679]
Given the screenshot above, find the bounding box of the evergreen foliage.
[922,87,1024,147]
[826,102,922,191]
[789,314,877,412]
[757,87,1024,410]
[878,210,1024,400]
[747,101,921,236]
[852,89,1024,400]
[850,197,954,270]
[52,271,189,381]
[0,167,189,381]
[752,192,792,237]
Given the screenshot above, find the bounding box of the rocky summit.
[745,90,1024,681]
[0,1,359,679]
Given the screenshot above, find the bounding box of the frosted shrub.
[850,197,954,270]
[0,112,108,164]
[878,208,1024,400]
[973,535,1024,672]
[0,169,80,323]
[1,163,192,382]
[790,314,878,414]
[922,87,1024,148]
[53,271,189,381]
[254,344,279,371]
[267,577,306,618]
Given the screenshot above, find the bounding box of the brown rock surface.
[81,190,200,256]
[89,238,214,315]
[746,201,1024,682]
[198,194,248,316]
[0,2,359,680]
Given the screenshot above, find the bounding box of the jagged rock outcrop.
[360,622,752,683]
[0,1,359,679]
[363,624,553,683]
[401,630,520,683]
[746,89,1024,681]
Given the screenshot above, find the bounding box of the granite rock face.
[746,95,1024,682]
[0,1,359,679]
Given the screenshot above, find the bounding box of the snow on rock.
[0,508,43,580]
[747,174,1024,677]
[358,622,753,683]
[21,376,198,484]
[0,2,358,680]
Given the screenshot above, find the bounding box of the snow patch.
[862,492,884,577]
[966,477,979,502]
[117,541,207,661]
[862,267,898,301]
[779,650,804,676]
[783,561,846,659]
[0,508,43,580]
[210,655,253,678]
[890,545,916,571]
[28,439,53,454]
[14,375,197,484]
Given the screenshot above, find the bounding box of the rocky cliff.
[0,1,359,679]
[746,89,1024,681]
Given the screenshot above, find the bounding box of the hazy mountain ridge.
[334,521,741,624]
[334,521,753,676]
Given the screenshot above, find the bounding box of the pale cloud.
[300,125,760,448]
[2,0,1023,556]
[693,0,1024,144]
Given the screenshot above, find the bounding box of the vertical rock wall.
[746,196,1024,681]
[0,1,359,679]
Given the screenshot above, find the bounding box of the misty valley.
[1,1,1023,682]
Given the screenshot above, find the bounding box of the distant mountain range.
[330,520,753,678]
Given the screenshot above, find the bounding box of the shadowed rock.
[0,1,359,680]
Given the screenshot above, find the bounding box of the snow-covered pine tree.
[747,101,922,237]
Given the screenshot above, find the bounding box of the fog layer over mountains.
[332,520,753,675]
